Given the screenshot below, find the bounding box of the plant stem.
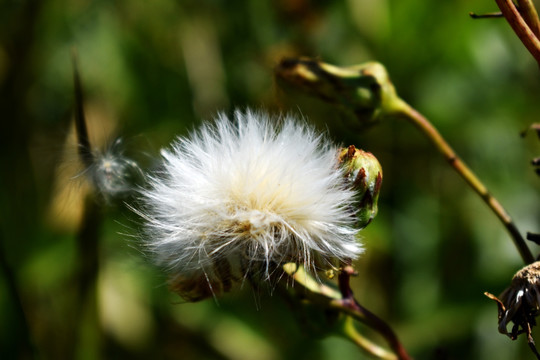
[283,263,409,359]
[334,266,411,360]
[69,49,103,356]
[495,0,540,66]
[388,98,534,264]
[69,196,102,358]
[517,0,540,38]
[0,232,36,358]
[339,316,397,360]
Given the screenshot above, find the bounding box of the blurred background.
[2,0,540,359]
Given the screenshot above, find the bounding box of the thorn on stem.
[526,232,540,245]
[469,11,504,19]
[521,123,540,139]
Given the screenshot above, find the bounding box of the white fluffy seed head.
[138,109,362,300]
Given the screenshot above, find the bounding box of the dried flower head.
[137,109,363,301]
[485,261,540,358]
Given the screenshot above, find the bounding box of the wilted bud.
[275,57,400,128]
[338,145,382,229]
[485,261,540,356]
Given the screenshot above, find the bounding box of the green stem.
[495,0,540,66]
[388,98,534,264]
[339,316,397,360]
[283,264,410,359]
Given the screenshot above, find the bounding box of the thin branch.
[389,98,535,264]
[494,0,540,65]
[517,0,540,38]
[469,12,504,19]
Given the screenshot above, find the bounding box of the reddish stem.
[495,0,540,66]
[337,266,412,360]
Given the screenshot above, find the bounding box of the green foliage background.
[2,0,540,359]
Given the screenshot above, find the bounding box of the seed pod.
[275,58,400,128]
[338,145,383,229]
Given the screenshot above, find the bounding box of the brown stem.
[517,0,540,38]
[335,266,412,360]
[390,99,534,264]
[495,0,540,65]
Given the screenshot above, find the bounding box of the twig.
[527,232,540,245]
[494,0,540,65]
[516,0,540,38]
[469,12,504,19]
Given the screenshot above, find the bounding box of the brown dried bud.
[485,261,540,357]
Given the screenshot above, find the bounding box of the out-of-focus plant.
[69,50,143,358]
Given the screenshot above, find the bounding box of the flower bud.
[338,145,383,229]
[275,57,400,128]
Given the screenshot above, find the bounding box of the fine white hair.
[138,109,362,299]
